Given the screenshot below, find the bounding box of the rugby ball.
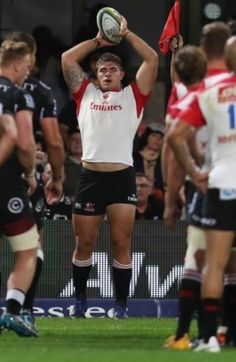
[96,7,122,44]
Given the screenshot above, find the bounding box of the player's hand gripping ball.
[96,7,122,44]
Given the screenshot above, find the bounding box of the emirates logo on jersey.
[218,85,236,103]
[90,102,123,111]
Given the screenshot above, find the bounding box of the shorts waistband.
[81,166,133,176]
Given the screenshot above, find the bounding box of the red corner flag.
[159,0,180,55]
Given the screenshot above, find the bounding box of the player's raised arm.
[61,30,116,94]
[120,16,158,95]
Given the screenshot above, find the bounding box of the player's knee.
[111,238,131,255]
[75,238,96,253]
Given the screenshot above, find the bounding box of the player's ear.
[120,70,125,80]
[13,60,20,73]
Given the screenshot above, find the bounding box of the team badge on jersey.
[8,197,24,214]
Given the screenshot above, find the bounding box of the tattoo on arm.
[63,64,86,93]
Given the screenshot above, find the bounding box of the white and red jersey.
[167,84,199,121]
[73,80,149,166]
[167,71,230,172]
[179,72,236,189]
[165,82,188,125]
[166,71,229,122]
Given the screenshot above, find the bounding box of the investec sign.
[60,252,183,299]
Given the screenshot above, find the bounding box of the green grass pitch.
[0,317,235,362]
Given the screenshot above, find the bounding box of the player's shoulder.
[194,73,236,114]
[204,71,230,88]
[0,75,12,86]
[20,88,35,108]
[0,76,17,95]
[175,82,188,99]
[25,75,52,93]
[38,79,52,92]
[197,72,233,100]
[13,84,29,99]
[170,89,197,115]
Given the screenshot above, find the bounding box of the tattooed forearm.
[63,63,86,93]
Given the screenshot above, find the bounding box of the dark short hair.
[68,128,80,136]
[174,45,207,86]
[96,52,123,70]
[34,131,46,152]
[137,127,164,151]
[200,21,230,60]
